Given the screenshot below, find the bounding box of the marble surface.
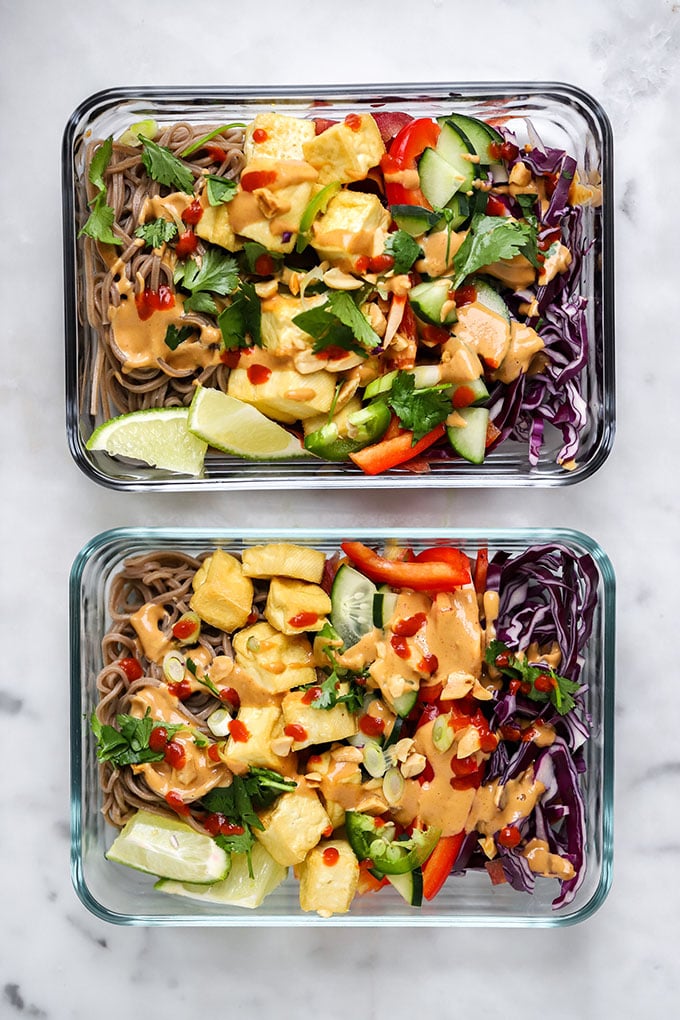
[2,0,679,1015]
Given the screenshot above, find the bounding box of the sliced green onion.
[207,707,232,737]
[432,713,454,753]
[172,611,201,646]
[163,650,186,684]
[382,767,405,806]
[180,123,247,159]
[363,742,387,778]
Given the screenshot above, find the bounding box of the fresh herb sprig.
[384,230,423,274]
[139,135,194,195]
[91,709,184,767]
[387,371,452,443]
[486,639,581,716]
[135,217,178,248]
[293,291,380,357]
[201,769,297,876]
[78,136,122,246]
[453,214,540,288]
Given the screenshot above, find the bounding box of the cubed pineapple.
[233,621,316,694]
[281,691,358,750]
[189,549,254,632]
[298,839,360,916]
[194,188,242,252]
[303,114,385,185]
[310,191,390,271]
[223,705,285,773]
[241,543,326,583]
[254,788,331,866]
[265,578,332,635]
[260,292,325,359]
[244,113,316,163]
[227,361,337,422]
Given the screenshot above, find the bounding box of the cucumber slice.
[451,377,490,408]
[418,147,466,210]
[445,113,502,165]
[386,867,424,907]
[390,204,440,237]
[409,279,457,327]
[372,588,399,627]
[473,278,511,322]
[447,406,490,464]
[436,191,471,232]
[330,564,377,650]
[435,122,477,194]
[364,364,443,401]
[390,689,418,718]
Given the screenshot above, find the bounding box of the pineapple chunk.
[232,621,316,694]
[242,543,326,583]
[194,188,242,252]
[303,114,385,185]
[281,691,358,749]
[244,112,316,162]
[227,361,337,422]
[298,839,360,916]
[310,190,390,272]
[189,549,253,632]
[255,788,331,866]
[223,705,285,773]
[260,292,325,359]
[265,578,331,635]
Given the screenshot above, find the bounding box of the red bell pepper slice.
[415,546,471,578]
[381,117,441,208]
[341,539,470,592]
[349,423,445,476]
[422,831,465,901]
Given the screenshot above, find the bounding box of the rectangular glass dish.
[70,527,614,926]
[63,83,614,490]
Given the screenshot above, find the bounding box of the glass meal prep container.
[62,83,614,490]
[70,527,614,926]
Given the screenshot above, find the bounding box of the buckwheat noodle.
[95,550,266,829]
[80,124,246,419]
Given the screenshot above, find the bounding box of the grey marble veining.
[2,0,680,1016]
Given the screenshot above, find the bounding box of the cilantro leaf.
[485,640,581,716]
[175,249,239,296]
[205,175,238,206]
[246,768,297,809]
[293,292,380,357]
[91,709,183,767]
[88,136,113,193]
[242,242,283,274]
[79,191,121,246]
[303,671,365,714]
[215,828,256,875]
[164,324,195,351]
[139,135,194,195]
[453,214,539,287]
[384,230,423,274]
[387,371,452,443]
[134,217,178,248]
[217,280,262,349]
[182,292,218,315]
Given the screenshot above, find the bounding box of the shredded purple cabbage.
[483,129,594,468]
[464,544,598,908]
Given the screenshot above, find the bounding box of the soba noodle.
[81,124,246,419]
[95,550,266,829]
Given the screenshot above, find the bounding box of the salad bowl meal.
[70,528,614,925]
[63,84,614,489]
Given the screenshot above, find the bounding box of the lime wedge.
[86,407,207,475]
[188,386,309,460]
[156,843,287,908]
[106,810,230,883]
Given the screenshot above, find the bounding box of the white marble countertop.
[2,0,679,1015]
